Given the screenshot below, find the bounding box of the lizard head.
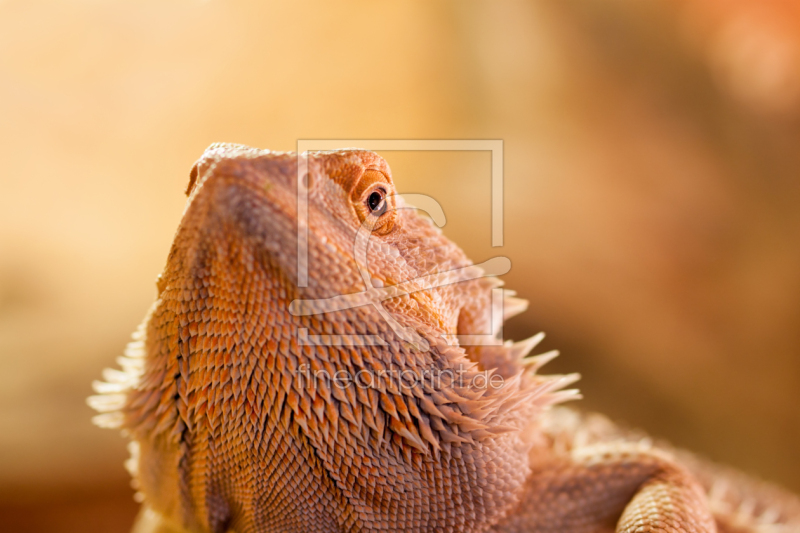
[179,143,501,343]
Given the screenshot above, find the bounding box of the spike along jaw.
[90,145,580,532]
[441,237,579,407]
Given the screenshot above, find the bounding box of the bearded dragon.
[89,144,800,533]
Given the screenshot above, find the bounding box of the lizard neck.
[123,243,545,531]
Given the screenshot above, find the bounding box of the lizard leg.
[492,443,717,533]
[616,462,716,533]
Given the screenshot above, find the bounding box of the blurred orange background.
[1,1,799,531]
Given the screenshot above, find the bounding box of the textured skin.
[89,144,800,533]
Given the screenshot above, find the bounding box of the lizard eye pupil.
[367,190,385,213]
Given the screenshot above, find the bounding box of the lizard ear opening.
[186,163,200,197]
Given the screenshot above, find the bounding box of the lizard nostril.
[186,163,200,196]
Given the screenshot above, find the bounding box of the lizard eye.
[367,189,386,214]
[351,169,396,235]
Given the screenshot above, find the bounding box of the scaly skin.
[89,144,800,533]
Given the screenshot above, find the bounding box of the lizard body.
[89,144,800,533]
